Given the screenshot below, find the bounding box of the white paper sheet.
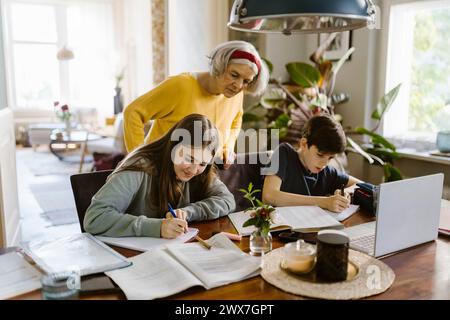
[96,228,199,252]
[166,235,261,289]
[325,204,360,222]
[105,249,202,300]
[0,252,42,300]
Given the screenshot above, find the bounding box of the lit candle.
[283,240,316,274]
[286,255,315,273]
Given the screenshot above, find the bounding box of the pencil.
[195,235,212,250]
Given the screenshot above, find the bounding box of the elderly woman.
[123,40,269,168]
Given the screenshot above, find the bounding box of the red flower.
[61,105,69,112]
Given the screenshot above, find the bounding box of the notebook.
[228,206,344,236]
[21,233,131,276]
[95,228,199,252]
[105,233,261,300]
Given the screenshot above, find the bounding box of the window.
[384,0,450,144]
[2,0,116,118]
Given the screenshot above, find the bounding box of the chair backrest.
[70,170,113,232]
[218,151,272,212]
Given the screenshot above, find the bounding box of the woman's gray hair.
[208,40,269,96]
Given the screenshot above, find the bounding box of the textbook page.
[95,228,199,252]
[229,206,343,236]
[105,249,202,300]
[325,204,360,222]
[22,233,131,276]
[165,234,261,289]
[0,252,42,300]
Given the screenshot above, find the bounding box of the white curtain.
[66,0,115,122]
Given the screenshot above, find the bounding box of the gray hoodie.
[84,170,235,237]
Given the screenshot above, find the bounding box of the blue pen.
[168,203,177,218]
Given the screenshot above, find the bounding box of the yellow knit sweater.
[123,73,243,154]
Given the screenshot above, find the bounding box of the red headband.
[230,50,261,74]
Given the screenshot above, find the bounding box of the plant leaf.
[262,57,273,75]
[286,62,320,88]
[371,84,402,120]
[243,217,258,228]
[242,112,263,123]
[332,47,355,75]
[383,163,403,182]
[260,88,286,109]
[346,137,374,164]
[355,127,396,151]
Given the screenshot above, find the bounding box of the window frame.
[379,0,450,148]
[1,0,116,110]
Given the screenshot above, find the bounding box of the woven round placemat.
[261,247,395,300]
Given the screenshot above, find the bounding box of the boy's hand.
[323,191,350,213]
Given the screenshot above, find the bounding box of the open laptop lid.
[374,173,444,257]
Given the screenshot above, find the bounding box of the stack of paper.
[96,228,199,252]
[0,252,42,300]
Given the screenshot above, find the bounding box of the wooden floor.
[16,146,81,243]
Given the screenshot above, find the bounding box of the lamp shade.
[228,0,376,35]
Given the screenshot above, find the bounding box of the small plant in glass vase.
[240,183,277,256]
[54,101,73,136]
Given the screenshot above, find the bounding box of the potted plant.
[240,182,277,256]
[244,34,403,182]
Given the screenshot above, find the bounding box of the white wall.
[167,0,228,75]
[0,4,6,111]
[264,33,309,82]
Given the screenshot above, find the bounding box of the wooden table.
[13,210,450,300]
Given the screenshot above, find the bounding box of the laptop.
[345,173,444,257]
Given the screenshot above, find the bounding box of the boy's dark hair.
[301,115,346,154]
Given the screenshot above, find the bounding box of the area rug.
[23,149,91,176]
[29,181,79,226]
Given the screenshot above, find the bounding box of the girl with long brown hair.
[84,114,235,239]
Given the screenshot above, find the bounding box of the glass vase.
[249,229,272,256]
[64,119,71,137]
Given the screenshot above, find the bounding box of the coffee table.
[49,130,103,173]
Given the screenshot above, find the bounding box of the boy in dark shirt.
[262,115,362,213]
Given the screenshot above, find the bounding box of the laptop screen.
[374,173,443,257]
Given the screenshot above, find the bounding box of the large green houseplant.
[245,34,403,182]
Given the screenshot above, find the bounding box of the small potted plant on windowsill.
[240,182,277,256]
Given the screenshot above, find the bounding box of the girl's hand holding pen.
[161,203,188,239]
[161,214,188,239]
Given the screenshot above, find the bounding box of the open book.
[95,228,199,252]
[229,206,347,236]
[104,233,261,300]
[21,233,131,276]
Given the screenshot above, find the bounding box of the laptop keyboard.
[350,234,375,255]
[344,221,376,256]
